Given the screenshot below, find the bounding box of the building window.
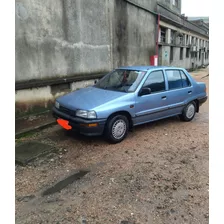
[171,30,175,44]
[186,35,189,45]
[180,47,183,60]
[206,51,209,60]
[170,46,174,63]
[199,50,201,61]
[160,27,166,43]
[186,48,190,58]
[179,35,183,45]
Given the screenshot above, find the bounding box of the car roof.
[117,66,184,71]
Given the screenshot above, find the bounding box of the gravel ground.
[15,68,209,224]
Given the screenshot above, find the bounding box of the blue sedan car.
[53,66,207,143]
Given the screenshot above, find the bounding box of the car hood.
[57,87,128,110]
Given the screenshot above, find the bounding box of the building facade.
[157,1,209,69]
[15,0,209,115]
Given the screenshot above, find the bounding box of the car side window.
[166,70,182,90]
[180,70,191,87]
[143,70,165,93]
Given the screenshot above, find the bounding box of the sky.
[181,0,210,17]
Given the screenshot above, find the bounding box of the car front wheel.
[105,115,129,143]
[179,101,196,122]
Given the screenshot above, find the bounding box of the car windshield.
[94,69,147,93]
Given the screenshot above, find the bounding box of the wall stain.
[114,0,128,67]
[61,0,69,41]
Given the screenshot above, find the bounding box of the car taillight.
[205,87,207,93]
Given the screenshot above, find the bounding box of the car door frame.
[133,68,171,126]
[163,68,194,115]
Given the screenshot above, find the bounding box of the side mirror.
[139,87,151,96]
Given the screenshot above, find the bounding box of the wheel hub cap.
[186,104,195,119]
[112,119,126,139]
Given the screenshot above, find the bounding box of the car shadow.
[49,115,181,145]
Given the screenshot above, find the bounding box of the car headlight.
[55,101,60,109]
[76,110,97,119]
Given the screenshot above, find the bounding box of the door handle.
[188,91,192,94]
[161,96,167,100]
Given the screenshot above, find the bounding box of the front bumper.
[198,95,208,106]
[52,107,106,136]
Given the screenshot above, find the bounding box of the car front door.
[164,69,193,115]
[134,70,170,125]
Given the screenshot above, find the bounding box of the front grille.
[59,106,76,116]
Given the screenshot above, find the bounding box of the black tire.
[179,101,196,122]
[105,115,129,143]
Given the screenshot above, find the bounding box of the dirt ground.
[15,68,209,224]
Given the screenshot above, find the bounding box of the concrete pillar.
[166,28,171,44]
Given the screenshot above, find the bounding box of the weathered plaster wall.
[15,79,95,115]
[112,0,156,68]
[15,0,111,82]
[157,0,181,15]
[15,0,156,83]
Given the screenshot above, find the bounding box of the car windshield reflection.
[94,69,147,93]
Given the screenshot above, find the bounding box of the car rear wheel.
[105,115,129,143]
[179,101,196,122]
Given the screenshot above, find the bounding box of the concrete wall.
[15,0,157,83]
[15,79,96,115]
[16,0,111,82]
[132,0,157,11]
[157,0,181,15]
[170,47,191,68]
[159,45,170,66]
[112,0,156,68]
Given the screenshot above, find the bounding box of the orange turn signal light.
[80,123,98,127]
[88,123,98,127]
[57,119,72,130]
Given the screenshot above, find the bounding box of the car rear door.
[164,69,193,115]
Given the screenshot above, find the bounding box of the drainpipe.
[156,14,160,61]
